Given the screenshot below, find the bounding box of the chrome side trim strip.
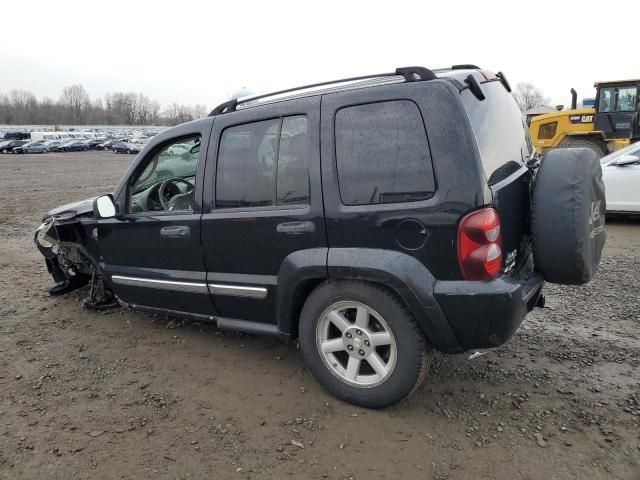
[207,272,278,286]
[110,275,268,299]
[111,275,209,294]
[208,283,268,299]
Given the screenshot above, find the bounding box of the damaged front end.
[35,198,116,309]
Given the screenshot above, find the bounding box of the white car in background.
[601,143,640,214]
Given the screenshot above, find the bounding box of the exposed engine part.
[82,268,118,311]
[56,248,77,277]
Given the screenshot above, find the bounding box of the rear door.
[201,97,326,325]
[320,85,456,275]
[461,79,534,273]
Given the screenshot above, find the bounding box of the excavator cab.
[594,80,640,144]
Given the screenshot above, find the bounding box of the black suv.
[35,66,605,408]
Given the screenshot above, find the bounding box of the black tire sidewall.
[559,138,606,158]
[299,280,427,408]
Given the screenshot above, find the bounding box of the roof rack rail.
[208,66,437,116]
[452,64,481,70]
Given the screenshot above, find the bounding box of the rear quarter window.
[462,81,531,185]
[335,100,435,205]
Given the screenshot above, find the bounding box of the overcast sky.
[1,0,638,110]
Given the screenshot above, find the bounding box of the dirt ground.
[0,151,638,480]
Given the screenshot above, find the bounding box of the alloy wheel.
[316,301,397,388]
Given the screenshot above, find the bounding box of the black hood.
[43,196,96,222]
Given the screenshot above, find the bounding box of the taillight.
[457,207,502,280]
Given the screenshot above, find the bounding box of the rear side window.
[335,100,435,205]
[462,80,531,184]
[216,116,309,209]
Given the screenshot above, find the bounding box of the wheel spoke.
[345,357,361,381]
[366,352,388,378]
[328,310,350,333]
[321,338,344,354]
[369,331,392,347]
[354,306,369,329]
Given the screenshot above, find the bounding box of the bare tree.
[0,85,208,126]
[7,90,37,124]
[513,82,549,112]
[191,104,208,119]
[135,94,162,125]
[59,84,90,123]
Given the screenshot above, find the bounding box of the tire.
[558,136,607,159]
[531,147,606,285]
[127,149,132,154]
[1,149,7,154]
[299,280,432,408]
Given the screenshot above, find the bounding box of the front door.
[99,122,218,317]
[201,97,326,325]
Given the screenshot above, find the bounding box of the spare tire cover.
[531,148,606,285]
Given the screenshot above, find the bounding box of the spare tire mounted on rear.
[531,148,606,285]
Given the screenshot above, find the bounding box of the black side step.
[216,317,280,336]
[125,302,282,337]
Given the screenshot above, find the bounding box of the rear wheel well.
[288,277,419,340]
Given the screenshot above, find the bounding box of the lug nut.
[364,340,370,347]
[356,329,362,335]
[347,345,354,351]
[358,349,365,356]
[346,332,352,338]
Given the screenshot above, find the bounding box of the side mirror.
[93,194,117,219]
[615,154,640,166]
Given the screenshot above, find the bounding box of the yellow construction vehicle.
[529,79,640,158]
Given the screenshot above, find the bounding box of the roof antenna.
[229,87,254,101]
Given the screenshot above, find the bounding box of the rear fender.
[326,248,463,353]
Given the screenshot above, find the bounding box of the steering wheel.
[158,177,194,211]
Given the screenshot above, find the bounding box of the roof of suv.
[209,65,508,116]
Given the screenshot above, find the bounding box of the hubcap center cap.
[343,327,372,356]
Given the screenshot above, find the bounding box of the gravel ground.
[0,151,638,479]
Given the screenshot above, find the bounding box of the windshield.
[598,86,638,113]
[600,142,640,165]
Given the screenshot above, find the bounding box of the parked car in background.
[55,140,77,152]
[84,138,107,149]
[42,140,63,151]
[30,132,63,142]
[600,142,640,214]
[13,141,48,154]
[97,139,126,150]
[56,139,90,152]
[0,140,29,153]
[112,142,141,154]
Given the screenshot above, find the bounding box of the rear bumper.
[434,263,544,351]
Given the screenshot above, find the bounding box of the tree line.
[0,84,208,127]
[0,81,551,127]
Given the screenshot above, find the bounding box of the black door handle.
[276,221,316,235]
[160,226,191,238]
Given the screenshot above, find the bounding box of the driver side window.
[129,135,201,213]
